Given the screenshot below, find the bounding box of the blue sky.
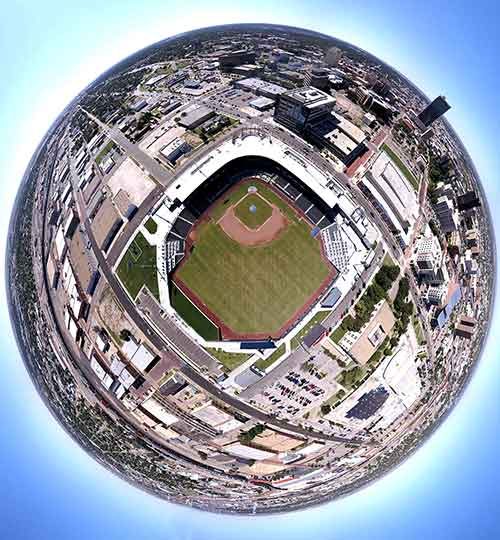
[1,1,499,538]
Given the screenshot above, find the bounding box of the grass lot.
[96,141,115,165]
[335,335,391,393]
[290,310,331,350]
[330,324,348,344]
[176,185,330,335]
[383,252,395,267]
[144,217,158,234]
[382,144,419,192]
[170,283,220,341]
[325,388,347,408]
[255,343,286,371]
[336,364,364,390]
[234,193,273,229]
[206,348,252,372]
[413,316,425,345]
[117,232,159,300]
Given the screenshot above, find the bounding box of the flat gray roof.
[235,367,262,388]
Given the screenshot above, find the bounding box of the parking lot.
[252,345,343,419]
[205,87,273,121]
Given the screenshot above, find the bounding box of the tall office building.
[434,194,459,233]
[457,190,481,212]
[324,46,341,67]
[218,49,256,71]
[274,87,367,165]
[417,96,450,127]
[274,87,335,133]
[415,236,443,277]
[306,67,330,91]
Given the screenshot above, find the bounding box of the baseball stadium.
[167,157,339,341]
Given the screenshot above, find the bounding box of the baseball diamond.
[173,178,336,337]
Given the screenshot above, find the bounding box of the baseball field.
[174,180,332,337]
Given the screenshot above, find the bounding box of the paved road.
[180,363,365,444]
[263,122,434,360]
[82,109,174,187]
[138,290,366,445]
[107,186,164,266]
[32,144,233,476]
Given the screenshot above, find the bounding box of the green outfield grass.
[234,193,273,229]
[170,283,220,341]
[117,232,159,300]
[95,141,115,165]
[175,190,330,335]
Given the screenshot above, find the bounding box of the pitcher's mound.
[218,205,288,246]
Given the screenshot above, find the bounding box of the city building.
[427,284,447,306]
[9,24,494,516]
[434,195,459,233]
[417,95,450,127]
[274,87,366,164]
[324,46,341,67]
[465,228,479,248]
[274,87,336,133]
[232,64,260,77]
[306,67,330,91]
[462,249,478,275]
[362,112,376,127]
[457,190,481,212]
[234,77,287,99]
[317,112,367,164]
[420,127,434,141]
[218,49,256,71]
[339,301,395,365]
[360,151,419,248]
[178,106,215,129]
[447,230,461,257]
[131,98,148,112]
[249,96,275,111]
[455,315,476,339]
[356,88,396,122]
[160,138,191,164]
[433,285,462,329]
[414,235,443,279]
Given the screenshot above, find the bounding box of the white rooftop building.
[427,284,447,305]
[414,235,443,277]
[160,137,191,163]
[360,151,419,248]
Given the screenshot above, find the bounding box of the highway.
[181,364,364,444]
[137,291,367,444]
[107,186,164,266]
[35,137,242,479]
